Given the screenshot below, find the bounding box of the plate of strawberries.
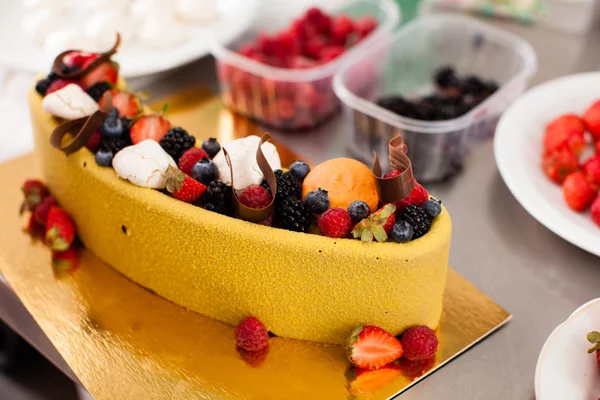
[535,298,600,399]
[495,72,600,257]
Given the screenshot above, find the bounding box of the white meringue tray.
[0,0,258,78]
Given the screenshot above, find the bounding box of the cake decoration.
[372,135,415,205]
[52,33,121,80]
[42,83,100,120]
[112,140,177,189]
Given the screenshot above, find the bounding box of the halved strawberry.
[99,89,140,118]
[81,62,118,88]
[583,100,600,141]
[542,146,579,184]
[130,114,172,144]
[45,206,76,252]
[543,126,586,156]
[63,51,99,69]
[165,167,207,203]
[348,364,401,394]
[562,172,597,211]
[352,204,396,243]
[347,325,404,370]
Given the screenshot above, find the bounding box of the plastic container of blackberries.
[333,14,537,182]
[210,0,400,131]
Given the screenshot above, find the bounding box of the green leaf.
[161,102,170,114]
[372,225,388,243]
[361,230,373,243]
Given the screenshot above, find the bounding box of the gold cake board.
[0,88,511,399]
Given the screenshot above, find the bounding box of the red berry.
[400,326,439,361]
[381,209,396,235]
[257,33,278,56]
[546,114,585,135]
[583,100,600,141]
[383,170,400,179]
[347,325,404,370]
[237,345,269,368]
[178,147,209,176]
[355,16,377,38]
[394,181,429,211]
[238,185,272,209]
[45,206,76,252]
[562,172,597,211]
[51,247,79,275]
[130,114,172,144]
[319,46,345,62]
[596,141,600,155]
[46,79,83,95]
[235,316,269,351]
[63,51,99,69]
[303,36,327,59]
[542,146,580,184]
[239,44,257,58]
[20,179,49,213]
[99,89,139,118]
[86,129,102,153]
[34,195,57,226]
[318,208,352,238]
[165,167,207,203]
[583,155,600,187]
[259,214,274,226]
[289,56,318,69]
[81,62,118,88]
[543,126,586,156]
[591,196,600,228]
[331,14,355,45]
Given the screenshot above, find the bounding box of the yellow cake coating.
[30,86,452,345]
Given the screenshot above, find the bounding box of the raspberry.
[319,46,345,63]
[400,326,439,361]
[383,169,400,179]
[592,196,600,228]
[318,208,352,238]
[178,147,209,176]
[394,182,429,211]
[238,185,272,209]
[235,316,269,351]
[583,156,600,187]
[86,129,102,154]
[331,14,355,45]
[355,16,377,38]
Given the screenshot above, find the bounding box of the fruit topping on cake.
[130,114,172,144]
[202,181,234,216]
[99,89,140,118]
[191,158,218,186]
[178,147,210,176]
[42,84,99,120]
[159,127,196,163]
[112,140,176,189]
[304,188,330,214]
[318,208,352,238]
[165,167,207,203]
[351,204,396,243]
[347,325,404,370]
[201,137,221,158]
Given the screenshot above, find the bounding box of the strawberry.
[25,214,40,234]
[587,331,600,367]
[51,247,79,275]
[393,180,429,211]
[352,204,397,243]
[331,15,355,45]
[130,114,172,144]
[45,206,76,252]
[596,141,600,155]
[178,147,210,175]
[591,196,600,228]
[583,100,600,141]
[237,345,269,368]
[165,167,207,203]
[583,155,600,187]
[355,16,377,38]
[34,195,57,226]
[562,172,597,211]
[546,114,585,135]
[20,179,49,214]
[347,325,404,370]
[63,51,99,69]
[235,316,269,351]
[542,147,579,184]
[46,79,83,95]
[381,208,396,235]
[319,46,345,63]
[86,129,102,153]
[81,62,118,88]
[348,364,401,394]
[543,126,586,156]
[99,90,139,118]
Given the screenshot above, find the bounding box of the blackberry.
[121,117,132,138]
[87,81,111,102]
[202,181,233,216]
[261,170,301,203]
[275,197,312,232]
[434,66,458,89]
[399,204,432,240]
[99,136,131,155]
[159,127,196,162]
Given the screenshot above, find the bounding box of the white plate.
[495,72,600,258]
[535,298,600,400]
[0,0,258,78]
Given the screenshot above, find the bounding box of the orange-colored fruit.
[302,158,378,212]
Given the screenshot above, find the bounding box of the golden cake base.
[0,87,510,399]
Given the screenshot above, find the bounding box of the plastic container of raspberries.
[333,14,537,182]
[211,0,400,131]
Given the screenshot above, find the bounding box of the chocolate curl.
[50,94,113,155]
[372,135,415,204]
[224,133,277,223]
[52,34,121,79]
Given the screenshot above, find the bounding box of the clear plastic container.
[333,14,537,182]
[211,0,400,131]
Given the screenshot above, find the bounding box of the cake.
[28,36,451,346]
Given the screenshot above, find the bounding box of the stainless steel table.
[2,15,600,399]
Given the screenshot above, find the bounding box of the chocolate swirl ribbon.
[224,133,277,223]
[50,94,112,155]
[372,135,415,204]
[53,34,121,79]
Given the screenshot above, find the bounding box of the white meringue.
[112,140,177,189]
[212,136,281,191]
[175,0,218,24]
[42,84,99,120]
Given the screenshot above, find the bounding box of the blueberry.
[202,137,221,158]
[35,78,52,96]
[304,188,329,214]
[289,161,310,181]
[347,200,371,221]
[101,107,123,138]
[423,199,442,218]
[191,158,218,185]
[391,221,414,243]
[95,149,114,167]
